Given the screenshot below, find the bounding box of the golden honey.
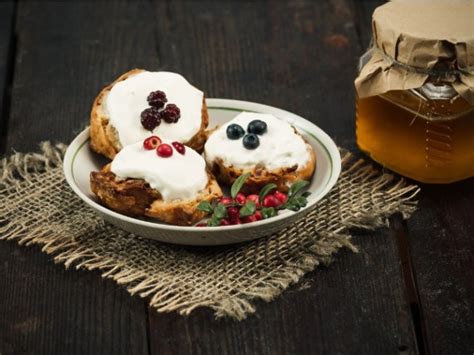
[356,90,474,183]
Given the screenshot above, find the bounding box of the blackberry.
[161,104,181,123]
[140,107,161,130]
[147,90,167,109]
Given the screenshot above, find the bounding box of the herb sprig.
[197,175,311,226]
[281,180,310,211]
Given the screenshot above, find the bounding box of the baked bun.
[90,138,222,226]
[90,69,208,159]
[204,113,316,193]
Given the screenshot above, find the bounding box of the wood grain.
[0,0,15,154]
[0,243,149,355]
[149,230,417,354]
[407,182,474,354]
[4,0,159,152]
[0,1,156,353]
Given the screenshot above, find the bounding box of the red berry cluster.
[226,192,286,225]
[197,190,288,227]
[140,90,181,131]
[143,136,185,158]
[197,174,310,227]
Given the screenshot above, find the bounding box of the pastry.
[90,69,208,159]
[204,112,316,193]
[90,136,222,226]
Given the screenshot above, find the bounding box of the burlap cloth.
[0,142,419,320]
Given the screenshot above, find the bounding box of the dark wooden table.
[0,1,472,354]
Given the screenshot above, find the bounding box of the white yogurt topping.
[104,71,204,147]
[204,113,312,171]
[110,140,208,201]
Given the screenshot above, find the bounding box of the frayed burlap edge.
[0,142,419,320]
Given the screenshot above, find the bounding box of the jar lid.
[355,0,474,104]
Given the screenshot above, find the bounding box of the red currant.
[242,216,254,224]
[220,219,231,226]
[196,223,207,227]
[156,143,173,158]
[227,207,240,222]
[230,218,242,225]
[143,136,162,150]
[245,194,261,208]
[220,197,234,205]
[262,195,281,208]
[235,192,246,205]
[242,211,263,224]
[171,141,185,155]
[274,191,288,204]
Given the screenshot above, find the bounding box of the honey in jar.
[354,1,474,183]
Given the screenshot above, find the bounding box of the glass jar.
[356,83,474,183]
[354,1,474,184]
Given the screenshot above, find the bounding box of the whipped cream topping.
[110,140,208,201]
[204,113,312,171]
[104,71,204,147]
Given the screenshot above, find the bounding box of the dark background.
[0,1,473,354]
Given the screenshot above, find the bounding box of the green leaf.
[213,203,228,219]
[294,196,308,208]
[231,173,251,198]
[239,201,256,217]
[207,215,221,227]
[261,207,277,219]
[282,195,308,212]
[258,183,277,204]
[197,200,214,213]
[302,191,311,198]
[285,202,301,211]
[288,180,309,198]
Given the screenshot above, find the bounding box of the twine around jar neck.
[360,43,473,78]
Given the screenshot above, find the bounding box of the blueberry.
[247,120,267,135]
[242,133,260,150]
[226,124,245,140]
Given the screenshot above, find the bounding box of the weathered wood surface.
[0,1,472,354]
[407,183,474,355]
[0,2,154,354]
[0,1,15,153]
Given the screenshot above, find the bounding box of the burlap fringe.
[0,143,419,320]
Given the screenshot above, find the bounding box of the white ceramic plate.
[64,99,341,246]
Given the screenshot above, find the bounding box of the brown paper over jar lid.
[355,0,474,104]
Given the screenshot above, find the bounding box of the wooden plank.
[0,1,156,353]
[4,0,158,152]
[0,243,149,355]
[0,0,15,154]
[149,230,416,354]
[148,1,417,353]
[406,182,474,354]
[350,0,382,51]
[350,0,474,352]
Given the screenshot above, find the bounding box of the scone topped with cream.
[90,69,208,159]
[90,136,222,226]
[205,113,316,192]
